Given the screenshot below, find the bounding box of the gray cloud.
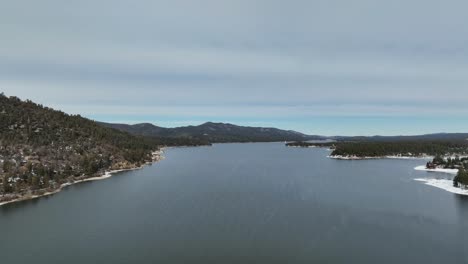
[1,0,468,134]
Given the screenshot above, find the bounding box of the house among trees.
[426,161,437,169]
[426,155,468,170]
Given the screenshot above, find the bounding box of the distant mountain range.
[99,122,325,143]
[99,121,468,144]
[100,121,468,143]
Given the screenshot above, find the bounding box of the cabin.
[426,162,436,169]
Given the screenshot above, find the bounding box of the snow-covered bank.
[414,178,468,196]
[0,168,143,206]
[328,155,371,160]
[328,155,433,160]
[413,165,468,195]
[0,150,165,207]
[414,165,458,174]
[386,156,433,160]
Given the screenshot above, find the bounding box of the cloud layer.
[1,0,468,135]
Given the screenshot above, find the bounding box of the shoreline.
[328,155,433,160]
[414,165,458,174]
[0,150,164,207]
[414,178,468,196]
[413,165,467,196]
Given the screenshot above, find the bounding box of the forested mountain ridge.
[100,121,323,143]
[0,94,159,202]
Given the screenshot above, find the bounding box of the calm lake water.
[1,143,467,263]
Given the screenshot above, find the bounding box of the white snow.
[414,178,468,196]
[413,165,468,196]
[385,156,433,160]
[414,165,458,174]
[328,155,432,160]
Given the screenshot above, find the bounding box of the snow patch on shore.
[413,165,468,196]
[386,156,433,160]
[414,178,468,196]
[328,155,433,160]
[414,165,458,174]
[0,151,165,207]
[0,169,135,206]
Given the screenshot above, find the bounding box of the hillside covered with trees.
[0,94,160,203]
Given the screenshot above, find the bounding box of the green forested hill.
[0,94,158,200]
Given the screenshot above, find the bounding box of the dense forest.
[0,94,161,202]
[329,141,468,158]
[286,140,468,158]
[334,133,468,142]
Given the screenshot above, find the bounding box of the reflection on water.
[453,195,468,263]
[454,194,468,229]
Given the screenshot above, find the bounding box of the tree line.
[329,141,468,157]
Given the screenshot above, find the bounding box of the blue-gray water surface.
[1,143,467,263]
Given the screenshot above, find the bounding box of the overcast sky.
[1,0,468,135]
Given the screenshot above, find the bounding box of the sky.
[1,0,468,136]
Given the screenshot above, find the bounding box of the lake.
[1,143,467,263]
